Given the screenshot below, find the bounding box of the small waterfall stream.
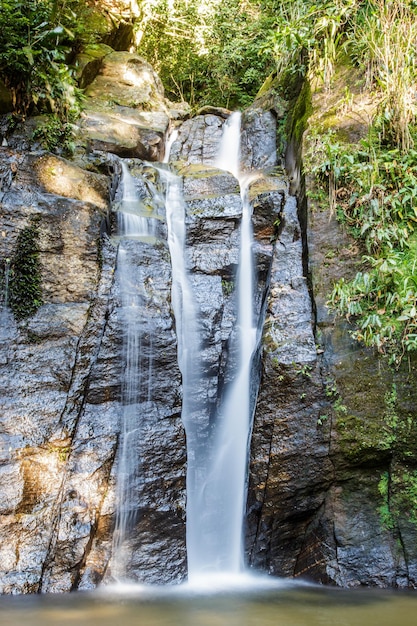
[112,161,157,579]
[166,112,258,581]
[200,178,257,576]
[215,112,242,177]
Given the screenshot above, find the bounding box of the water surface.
[2,580,417,626]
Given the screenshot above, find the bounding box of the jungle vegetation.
[0,0,416,363]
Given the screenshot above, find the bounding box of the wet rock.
[0,147,115,594]
[241,108,279,171]
[245,188,333,580]
[169,114,225,165]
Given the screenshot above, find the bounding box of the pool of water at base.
[2,577,417,626]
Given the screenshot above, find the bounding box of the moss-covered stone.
[286,80,312,146]
[9,218,43,321]
[75,44,114,90]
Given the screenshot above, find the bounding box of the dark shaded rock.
[245,190,332,580]
[0,80,13,114]
[241,108,279,171]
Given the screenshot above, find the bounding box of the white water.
[163,129,178,164]
[164,172,199,386]
[163,170,210,580]
[112,161,155,578]
[199,179,257,575]
[118,161,155,238]
[177,111,258,580]
[215,112,242,177]
[112,116,257,583]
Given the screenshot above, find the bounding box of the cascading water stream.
[111,118,259,585]
[111,160,156,579]
[215,113,241,178]
[170,111,258,581]
[199,177,257,576]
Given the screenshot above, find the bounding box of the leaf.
[22,46,34,65]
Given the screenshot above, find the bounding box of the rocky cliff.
[1,49,417,594]
[244,70,417,588]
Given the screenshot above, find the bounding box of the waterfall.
[172,111,258,581]
[111,114,259,584]
[163,129,178,164]
[215,112,242,177]
[199,178,257,575]
[111,160,156,579]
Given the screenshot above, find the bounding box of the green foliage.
[378,471,395,529]
[351,0,417,152]
[9,220,43,321]
[32,114,77,155]
[312,127,417,364]
[0,0,95,118]
[263,0,358,89]
[379,467,417,530]
[135,0,276,108]
[267,0,417,148]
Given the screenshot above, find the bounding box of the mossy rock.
[75,44,114,89]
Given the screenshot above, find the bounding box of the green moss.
[255,72,278,99]
[9,218,43,321]
[378,471,395,530]
[221,278,234,297]
[336,411,393,464]
[379,465,417,531]
[393,468,417,525]
[286,80,312,145]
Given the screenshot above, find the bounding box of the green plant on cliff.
[323,134,417,364]
[378,471,395,529]
[32,113,77,155]
[379,467,417,530]
[300,1,417,364]
[9,220,43,321]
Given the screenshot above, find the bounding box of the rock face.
[0,149,115,593]
[243,79,417,588]
[2,51,417,594]
[0,50,190,593]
